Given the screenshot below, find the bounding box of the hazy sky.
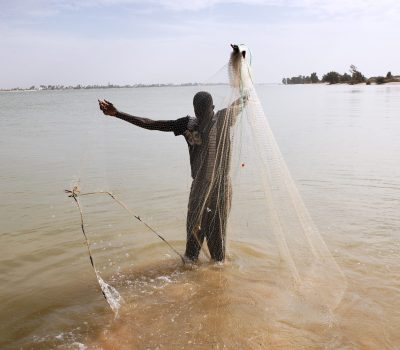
[1,0,399,88]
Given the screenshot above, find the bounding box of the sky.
[1,0,399,88]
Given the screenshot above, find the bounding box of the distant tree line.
[283,65,399,85]
[282,72,319,85]
[0,82,215,92]
[371,71,396,85]
[282,72,320,85]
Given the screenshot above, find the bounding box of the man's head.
[193,91,214,121]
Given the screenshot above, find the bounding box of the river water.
[0,84,399,349]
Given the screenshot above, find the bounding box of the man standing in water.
[99,90,246,262]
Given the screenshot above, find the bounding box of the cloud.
[1,0,399,88]
[160,0,400,18]
[296,0,400,20]
[3,0,400,19]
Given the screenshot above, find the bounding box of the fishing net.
[68,44,346,347]
[178,44,345,308]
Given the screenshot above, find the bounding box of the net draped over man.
[99,86,247,262]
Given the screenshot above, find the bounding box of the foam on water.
[97,273,123,316]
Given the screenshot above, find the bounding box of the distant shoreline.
[282,69,400,86]
[284,81,400,86]
[1,81,400,92]
[0,82,226,92]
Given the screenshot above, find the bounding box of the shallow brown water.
[1,84,399,349]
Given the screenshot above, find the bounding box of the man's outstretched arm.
[98,99,176,132]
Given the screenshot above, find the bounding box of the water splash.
[97,272,123,316]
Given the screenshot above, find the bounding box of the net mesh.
[186,44,345,309]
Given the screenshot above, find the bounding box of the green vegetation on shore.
[282,65,399,85]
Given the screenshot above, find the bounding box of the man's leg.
[184,183,205,261]
[205,209,226,261]
[205,180,232,262]
[185,226,205,261]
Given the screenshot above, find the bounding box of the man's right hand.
[98,99,118,117]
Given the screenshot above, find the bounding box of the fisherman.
[98,90,247,262]
[98,46,248,262]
